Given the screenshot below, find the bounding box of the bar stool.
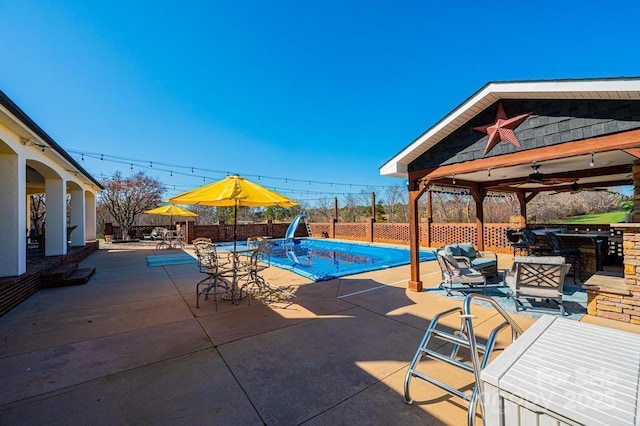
[506,229,528,256]
[591,236,605,271]
[545,232,582,284]
[521,228,549,256]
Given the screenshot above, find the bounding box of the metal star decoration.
[473,103,531,155]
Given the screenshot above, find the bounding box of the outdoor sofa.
[441,243,498,277]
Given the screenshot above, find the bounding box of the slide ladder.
[302,212,313,237]
[404,294,523,426]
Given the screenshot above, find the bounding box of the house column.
[85,191,97,240]
[45,177,67,255]
[69,188,86,246]
[408,179,427,291]
[0,152,26,277]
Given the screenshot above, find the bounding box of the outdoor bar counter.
[580,223,640,323]
[531,228,623,279]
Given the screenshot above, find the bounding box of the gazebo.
[380,77,640,312]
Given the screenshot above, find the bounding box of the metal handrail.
[462,293,524,425]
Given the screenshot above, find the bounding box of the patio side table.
[481,315,640,426]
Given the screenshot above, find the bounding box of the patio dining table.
[156,230,185,249]
[217,247,254,303]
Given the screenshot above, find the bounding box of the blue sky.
[1,1,639,203]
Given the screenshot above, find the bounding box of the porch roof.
[0,90,103,190]
[380,77,640,193]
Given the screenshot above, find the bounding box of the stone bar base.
[582,224,640,323]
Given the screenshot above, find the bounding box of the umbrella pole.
[233,202,238,251]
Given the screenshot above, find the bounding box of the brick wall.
[0,242,99,317]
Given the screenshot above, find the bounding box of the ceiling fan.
[549,181,611,195]
[526,162,575,185]
[569,181,609,194]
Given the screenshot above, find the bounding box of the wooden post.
[426,189,433,247]
[634,160,640,222]
[408,179,427,291]
[334,197,339,222]
[516,191,527,227]
[471,187,487,251]
[371,192,376,220]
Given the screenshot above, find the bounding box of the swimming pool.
[217,238,435,281]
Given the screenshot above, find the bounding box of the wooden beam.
[516,192,527,226]
[425,189,433,248]
[484,164,631,188]
[419,129,640,180]
[408,181,427,292]
[524,192,538,203]
[470,187,486,251]
[624,148,640,159]
[538,179,632,193]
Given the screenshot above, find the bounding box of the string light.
[589,152,595,167]
[452,174,456,185]
[81,154,84,162]
[66,149,401,190]
[488,168,492,177]
[170,171,173,177]
[130,163,133,171]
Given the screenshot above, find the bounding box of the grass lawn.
[562,211,627,224]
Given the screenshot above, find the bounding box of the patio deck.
[0,242,637,424]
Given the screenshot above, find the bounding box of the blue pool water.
[217,238,435,281]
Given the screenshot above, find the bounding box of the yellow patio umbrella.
[169,175,298,248]
[144,204,198,237]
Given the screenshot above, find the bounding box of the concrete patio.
[1,242,638,425]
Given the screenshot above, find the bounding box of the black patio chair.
[506,229,528,256]
[521,228,549,256]
[545,232,582,284]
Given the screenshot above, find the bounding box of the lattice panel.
[374,223,410,243]
[430,223,476,248]
[335,223,367,241]
[310,223,330,236]
[484,223,511,254]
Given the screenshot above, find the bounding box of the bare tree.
[527,190,622,223]
[384,185,407,222]
[30,194,46,235]
[99,171,165,239]
[484,193,519,222]
[310,197,335,222]
[343,194,360,222]
[187,205,218,224]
